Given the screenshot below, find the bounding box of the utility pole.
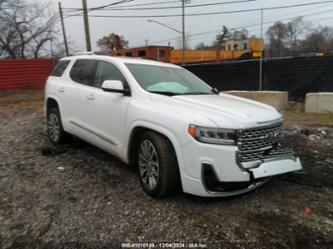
[259,8,264,91]
[58,2,69,56]
[82,0,92,51]
[50,38,54,58]
[181,0,186,65]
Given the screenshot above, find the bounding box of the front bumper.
[249,157,302,179]
[180,140,302,197]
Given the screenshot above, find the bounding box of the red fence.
[0,59,54,91]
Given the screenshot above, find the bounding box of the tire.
[47,107,71,145]
[137,131,181,198]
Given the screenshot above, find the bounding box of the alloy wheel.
[138,139,160,190]
[48,112,61,142]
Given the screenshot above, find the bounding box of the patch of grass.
[282,109,333,128]
[0,90,44,104]
[0,90,44,115]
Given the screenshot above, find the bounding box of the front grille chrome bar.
[236,122,294,167]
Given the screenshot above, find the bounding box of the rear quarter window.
[50,60,70,77]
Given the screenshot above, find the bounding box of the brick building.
[114,46,173,62]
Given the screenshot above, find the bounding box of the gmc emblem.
[266,132,283,144]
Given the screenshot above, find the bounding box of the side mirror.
[101,80,130,96]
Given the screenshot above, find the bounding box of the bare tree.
[286,17,310,54]
[299,26,333,53]
[266,18,310,57]
[266,21,288,57]
[0,0,59,58]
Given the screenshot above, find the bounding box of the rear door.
[66,59,99,138]
[46,59,72,124]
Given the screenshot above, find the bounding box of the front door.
[79,60,131,156]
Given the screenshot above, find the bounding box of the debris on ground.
[304,207,312,216]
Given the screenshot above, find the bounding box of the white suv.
[45,54,302,198]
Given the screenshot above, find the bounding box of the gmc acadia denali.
[45,54,302,198]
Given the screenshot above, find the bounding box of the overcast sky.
[34,0,333,51]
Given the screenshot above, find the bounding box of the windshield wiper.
[149,91,179,96]
[180,92,218,95]
[180,88,220,95]
[149,90,219,96]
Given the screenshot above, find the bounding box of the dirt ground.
[0,90,332,249]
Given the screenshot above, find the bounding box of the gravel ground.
[0,90,332,249]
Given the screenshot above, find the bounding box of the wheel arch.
[46,96,61,116]
[126,123,184,173]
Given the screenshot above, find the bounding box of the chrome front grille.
[237,122,294,163]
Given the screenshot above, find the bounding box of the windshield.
[126,63,215,95]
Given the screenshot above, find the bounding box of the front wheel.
[137,132,181,198]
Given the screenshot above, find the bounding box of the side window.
[50,60,70,77]
[95,61,128,88]
[69,59,99,86]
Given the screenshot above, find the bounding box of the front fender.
[125,120,186,173]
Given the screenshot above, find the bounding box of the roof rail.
[72,51,110,56]
[73,51,94,56]
[93,51,110,55]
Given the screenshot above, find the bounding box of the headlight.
[188,124,237,145]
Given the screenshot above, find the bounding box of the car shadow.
[38,137,299,203]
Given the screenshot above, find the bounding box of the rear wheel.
[47,107,71,145]
[137,131,181,198]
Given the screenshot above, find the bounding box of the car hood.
[169,93,283,129]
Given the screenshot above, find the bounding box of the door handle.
[58,87,65,93]
[86,94,95,100]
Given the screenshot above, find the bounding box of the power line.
[90,0,134,11]
[63,0,135,17]
[126,20,180,40]
[62,0,177,13]
[145,8,333,45]
[245,3,333,29]
[63,0,136,18]
[117,3,333,47]
[63,0,259,11]
[65,1,333,18]
[141,2,331,42]
[61,0,259,18]
[163,8,333,43]
[110,0,259,10]
[63,0,180,12]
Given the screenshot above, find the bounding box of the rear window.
[50,60,70,77]
[69,59,99,86]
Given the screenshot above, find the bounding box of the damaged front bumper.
[249,157,302,179]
